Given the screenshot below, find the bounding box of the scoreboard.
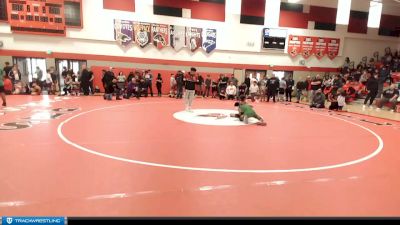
[7,0,66,36]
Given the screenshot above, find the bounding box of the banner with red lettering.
[327,38,341,60]
[300,36,314,59]
[314,37,328,60]
[288,35,301,57]
[288,35,340,60]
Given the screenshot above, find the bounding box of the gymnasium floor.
[1,95,400,217]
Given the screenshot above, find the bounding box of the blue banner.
[1,217,66,225]
[202,28,217,53]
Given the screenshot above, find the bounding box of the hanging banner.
[300,36,314,59]
[327,38,341,60]
[186,27,203,52]
[152,23,169,49]
[288,35,302,57]
[202,28,217,53]
[314,37,328,60]
[134,22,151,48]
[170,25,187,51]
[114,19,134,47]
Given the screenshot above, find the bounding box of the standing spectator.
[267,74,279,103]
[0,67,7,106]
[218,74,228,96]
[45,69,53,94]
[50,67,59,95]
[337,90,347,111]
[169,73,176,98]
[376,84,399,112]
[197,74,204,97]
[244,74,251,95]
[88,69,95,95]
[363,73,378,108]
[332,74,343,88]
[295,80,306,103]
[35,66,43,89]
[278,78,286,101]
[328,87,339,111]
[226,82,237,100]
[3,62,12,79]
[80,65,91,96]
[175,71,184,99]
[211,79,218,98]
[156,73,163,97]
[310,74,323,101]
[144,70,154,97]
[259,75,267,102]
[229,74,238,87]
[204,75,211,98]
[285,76,294,102]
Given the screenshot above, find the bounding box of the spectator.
[295,80,306,103]
[229,74,238,86]
[175,71,184,99]
[310,89,325,108]
[3,62,12,79]
[328,87,339,111]
[169,73,176,98]
[337,90,347,110]
[238,82,247,100]
[376,84,399,112]
[249,81,259,102]
[156,73,163,97]
[259,75,267,102]
[310,74,323,101]
[278,77,286,101]
[204,75,211,98]
[363,73,378,108]
[80,65,91,96]
[267,74,279,103]
[244,74,251,95]
[197,74,204,97]
[285,77,294,102]
[226,82,237,100]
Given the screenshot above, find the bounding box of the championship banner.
[300,36,314,59]
[288,35,301,57]
[186,27,203,52]
[314,37,328,59]
[114,19,134,47]
[327,38,340,60]
[134,22,151,48]
[202,28,217,53]
[170,25,186,51]
[152,23,169,49]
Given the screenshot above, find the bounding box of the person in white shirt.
[45,69,53,94]
[226,82,237,100]
[169,74,176,98]
[249,81,259,102]
[279,78,287,101]
[337,90,347,111]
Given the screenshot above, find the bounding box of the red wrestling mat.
[0,95,400,216]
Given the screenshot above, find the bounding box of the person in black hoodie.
[266,74,279,102]
[285,76,295,102]
[175,71,184,99]
[80,65,91,96]
[244,74,251,95]
[363,73,379,108]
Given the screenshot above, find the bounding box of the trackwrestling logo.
[2,217,66,225]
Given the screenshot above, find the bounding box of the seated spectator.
[310,89,325,108]
[226,82,237,100]
[376,84,399,112]
[13,81,23,94]
[31,82,42,95]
